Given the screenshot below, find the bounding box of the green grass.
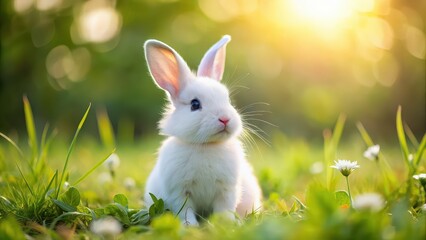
[0,99,425,239]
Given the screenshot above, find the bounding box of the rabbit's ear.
[144,40,191,98]
[197,35,231,81]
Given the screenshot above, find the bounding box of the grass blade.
[404,123,419,148]
[325,114,346,190]
[36,129,57,176]
[15,162,35,198]
[331,114,346,147]
[176,195,189,216]
[40,170,58,203]
[355,122,397,194]
[35,124,52,175]
[323,129,333,189]
[414,134,426,168]
[57,103,91,198]
[23,96,38,164]
[0,132,24,157]
[97,107,116,149]
[40,124,49,151]
[72,149,115,186]
[396,106,410,169]
[356,122,374,147]
[49,212,90,230]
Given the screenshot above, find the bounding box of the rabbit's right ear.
[144,40,191,99]
[197,35,231,81]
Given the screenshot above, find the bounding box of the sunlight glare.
[290,0,353,27]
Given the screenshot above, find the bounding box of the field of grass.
[0,99,425,239]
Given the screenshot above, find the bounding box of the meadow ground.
[0,103,425,239]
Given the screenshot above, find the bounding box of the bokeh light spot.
[353,63,375,87]
[69,47,91,82]
[36,0,62,11]
[46,45,90,87]
[198,0,258,22]
[13,0,33,13]
[46,45,71,79]
[31,19,55,47]
[77,1,122,43]
[373,52,399,87]
[374,0,391,15]
[364,17,394,50]
[404,25,426,60]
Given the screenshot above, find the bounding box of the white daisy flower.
[90,216,122,237]
[413,173,426,180]
[353,193,385,212]
[363,144,380,161]
[310,161,324,174]
[105,153,120,171]
[331,159,360,177]
[124,177,136,190]
[98,172,112,185]
[413,173,426,186]
[421,204,426,213]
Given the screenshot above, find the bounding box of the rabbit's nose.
[219,117,230,126]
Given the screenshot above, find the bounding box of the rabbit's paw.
[184,219,199,227]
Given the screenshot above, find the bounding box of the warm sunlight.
[2,0,426,238]
[289,0,353,27]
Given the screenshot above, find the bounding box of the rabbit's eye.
[190,98,202,111]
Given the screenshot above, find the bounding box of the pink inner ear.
[197,35,230,81]
[147,46,181,97]
[212,47,226,80]
[197,48,226,81]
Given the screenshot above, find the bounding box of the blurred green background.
[1,0,425,142]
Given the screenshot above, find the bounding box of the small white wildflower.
[413,173,426,180]
[105,153,120,171]
[408,154,414,162]
[124,177,136,190]
[90,216,122,237]
[310,161,324,174]
[331,159,360,177]
[363,144,380,161]
[353,193,385,212]
[63,181,70,190]
[421,204,426,213]
[413,173,426,186]
[98,172,112,184]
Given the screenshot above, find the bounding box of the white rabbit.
[143,35,262,226]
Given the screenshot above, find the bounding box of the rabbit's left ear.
[197,35,231,81]
[144,40,191,99]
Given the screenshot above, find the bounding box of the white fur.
[143,35,261,226]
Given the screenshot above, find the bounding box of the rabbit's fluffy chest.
[160,137,242,210]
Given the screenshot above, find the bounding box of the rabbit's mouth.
[216,126,231,136]
[218,129,228,134]
[205,126,237,143]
